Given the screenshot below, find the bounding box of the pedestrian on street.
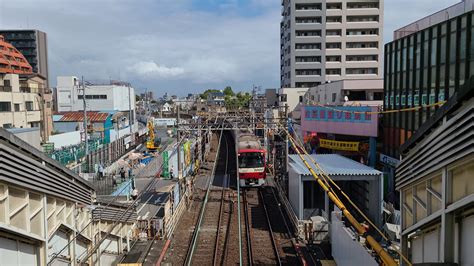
[120,168,126,182]
[131,188,138,200]
[98,164,104,179]
[128,167,133,178]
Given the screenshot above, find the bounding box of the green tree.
[223,86,234,96]
[200,89,221,100]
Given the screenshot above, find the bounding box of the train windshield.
[238,152,264,168]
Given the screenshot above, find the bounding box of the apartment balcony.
[0,85,12,92]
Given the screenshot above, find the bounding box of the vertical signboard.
[162,151,169,178]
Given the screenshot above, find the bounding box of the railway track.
[244,188,281,265]
[163,128,303,266]
[185,130,239,265]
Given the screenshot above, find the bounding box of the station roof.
[289,154,381,177]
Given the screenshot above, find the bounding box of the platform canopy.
[289,154,381,181]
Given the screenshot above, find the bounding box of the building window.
[347,2,379,9]
[296,82,320,88]
[296,69,321,76]
[2,123,13,128]
[347,15,379,22]
[296,17,321,24]
[326,42,342,49]
[295,3,321,10]
[326,16,342,23]
[295,43,321,50]
[14,103,20,112]
[25,101,34,111]
[347,29,379,36]
[296,56,321,63]
[449,158,474,204]
[346,68,378,75]
[332,93,337,102]
[326,29,341,36]
[326,68,341,75]
[347,42,378,49]
[296,30,321,37]
[0,102,12,112]
[299,96,303,103]
[326,3,341,9]
[78,95,108,100]
[326,56,341,62]
[346,55,378,61]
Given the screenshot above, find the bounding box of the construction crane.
[146,120,161,151]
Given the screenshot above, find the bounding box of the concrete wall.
[6,128,42,150]
[49,131,81,149]
[331,211,378,266]
[279,87,308,114]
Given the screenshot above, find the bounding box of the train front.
[237,149,266,187]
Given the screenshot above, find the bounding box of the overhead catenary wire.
[305,100,446,115]
[281,123,397,266]
[48,127,195,265]
[285,125,412,265]
[79,129,197,264]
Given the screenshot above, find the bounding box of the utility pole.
[177,106,181,179]
[128,84,133,145]
[82,76,89,160]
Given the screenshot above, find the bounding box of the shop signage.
[380,154,400,167]
[319,139,360,152]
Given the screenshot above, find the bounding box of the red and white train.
[235,130,266,187]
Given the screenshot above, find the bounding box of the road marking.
[138,194,154,213]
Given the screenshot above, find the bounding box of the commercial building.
[305,78,383,105]
[55,76,137,133]
[396,73,474,266]
[382,1,474,196]
[383,1,474,264]
[280,0,384,88]
[0,30,49,83]
[300,79,382,168]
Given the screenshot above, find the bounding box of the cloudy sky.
[0,0,460,96]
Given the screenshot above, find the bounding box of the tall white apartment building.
[281,0,384,88]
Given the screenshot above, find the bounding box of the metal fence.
[47,138,104,166]
[90,175,117,195]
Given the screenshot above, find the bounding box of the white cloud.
[0,0,462,95]
[128,61,184,79]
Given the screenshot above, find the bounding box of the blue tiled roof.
[289,154,381,176]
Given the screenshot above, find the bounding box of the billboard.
[302,105,379,137]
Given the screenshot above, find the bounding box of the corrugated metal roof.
[57,111,110,122]
[289,154,381,176]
